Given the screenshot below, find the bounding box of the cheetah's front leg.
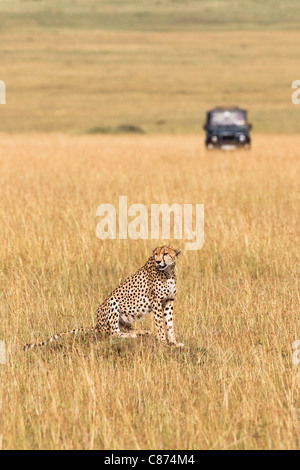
[151,298,167,344]
[163,299,184,348]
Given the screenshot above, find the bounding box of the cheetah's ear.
[176,249,182,257]
[152,248,157,254]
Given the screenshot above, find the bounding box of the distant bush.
[87,124,145,135]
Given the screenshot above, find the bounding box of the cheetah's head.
[152,245,182,271]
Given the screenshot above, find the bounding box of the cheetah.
[23,246,184,351]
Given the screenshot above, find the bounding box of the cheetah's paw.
[170,341,184,348]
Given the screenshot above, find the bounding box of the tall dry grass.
[0,133,299,449]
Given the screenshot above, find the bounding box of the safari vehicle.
[204,107,252,150]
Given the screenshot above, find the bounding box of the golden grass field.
[0,133,299,450]
[1,28,300,134]
[0,0,300,452]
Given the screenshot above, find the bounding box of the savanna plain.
[1,133,299,450]
[0,0,299,451]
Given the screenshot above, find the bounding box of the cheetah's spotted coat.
[23,246,183,351]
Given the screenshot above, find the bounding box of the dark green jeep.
[204,107,252,150]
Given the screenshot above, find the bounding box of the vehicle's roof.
[208,107,247,113]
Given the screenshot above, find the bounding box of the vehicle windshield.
[209,110,246,126]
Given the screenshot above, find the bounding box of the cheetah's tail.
[23,326,96,351]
